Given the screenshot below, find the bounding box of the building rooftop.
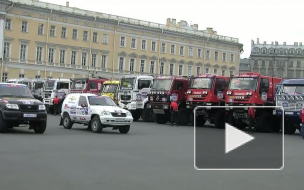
[9,0,239,43]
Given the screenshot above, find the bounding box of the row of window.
[252,68,302,78]
[5,19,235,62]
[253,47,304,55]
[253,60,302,68]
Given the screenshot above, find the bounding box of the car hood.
[0,97,43,105]
[90,105,129,113]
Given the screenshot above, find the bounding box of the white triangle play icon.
[225,123,255,154]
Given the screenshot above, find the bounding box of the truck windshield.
[34,82,44,90]
[45,81,55,89]
[138,79,151,90]
[71,81,86,90]
[229,78,257,90]
[191,78,213,89]
[151,79,172,91]
[281,85,304,95]
[0,84,33,98]
[56,82,69,90]
[88,96,117,106]
[102,84,118,93]
[121,78,135,89]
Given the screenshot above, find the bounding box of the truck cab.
[101,80,120,104]
[118,75,153,121]
[43,78,71,114]
[225,72,282,132]
[70,77,108,95]
[147,76,190,125]
[273,79,304,134]
[186,74,229,128]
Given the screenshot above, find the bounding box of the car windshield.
[120,78,135,89]
[191,78,213,89]
[34,82,44,90]
[88,96,117,106]
[0,84,34,98]
[151,79,172,91]
[229,78,257,90]
[56,82,69,90]
[102,84,118,93]
[71,79,86,90]
[138,79,151,90]
[45,81,55,89]
[280,85,304,95]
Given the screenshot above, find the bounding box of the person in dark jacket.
[299,108,304,139]
[248,107,255,133]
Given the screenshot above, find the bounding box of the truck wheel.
[33,121,47,134]
[256,112,272,133]
[119,125,130,134]
[91,116,102,133]
[62,113,73,129]
[141,108,154,122]
[284,119,296,134]
[131,110,141,121]
[177,108,189,126]
[0,113,8,133]
[155,114,167,124]
[214,110,225,129]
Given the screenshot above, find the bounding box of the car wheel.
[0,113,8,133]
[33,121,47,134]
[91,116,102,133]
[62,113,73,129]
[119,125,130,134]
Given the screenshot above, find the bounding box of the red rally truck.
[147,76,190,125]
[186,74,230,128]
[225,72,282,132]
[70,77,108,95]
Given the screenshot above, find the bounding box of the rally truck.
[147,76,190,125]
[43,78,71,114]
[0,83,47,133]
[101,80,120,104]
[118,75,153,121]
[186,74,230,128]
[70,77,108,95]
[273,79,304,134]
[225,72,282,132]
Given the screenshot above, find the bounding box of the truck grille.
[152,94,168,102]
[120,95,131,101]
[19,105,39,111]
[111,113,126,117]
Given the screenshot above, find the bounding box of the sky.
[40,0,304,58]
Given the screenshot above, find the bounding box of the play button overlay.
[194,106,284,170]
[225,123,254,154]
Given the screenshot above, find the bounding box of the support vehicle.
[186,74,230,128]
[101,80,120,104]
[225,72,282,132]
[70,77,108,94]
[0,83,47,133]
[118,75,153,121]
[273,79,304,134]
[60,93,133,134]
[43,78,71,114]
[147,76,190,125]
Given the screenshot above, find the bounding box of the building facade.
[239,58,251,73]
[250,38,304,78]
[0,0,243,82]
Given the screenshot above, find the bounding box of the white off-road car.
[60,93,133,133]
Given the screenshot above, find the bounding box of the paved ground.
[0,114,303,190]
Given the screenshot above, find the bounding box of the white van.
[59,93,133,134]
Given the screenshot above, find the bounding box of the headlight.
[163,105,169,109]
[126,112,132,116]
[202,91,208,95]
[246,92,252,95]
[101,111,111,116]
[6,104,19,110]
[187,90,192,94]
[39,105,46,110]
[227,91,232,95]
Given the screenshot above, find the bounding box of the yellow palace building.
[0,0,243,82]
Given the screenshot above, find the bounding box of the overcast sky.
[40,0,304,58]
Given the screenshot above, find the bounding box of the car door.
[77,95,89,122]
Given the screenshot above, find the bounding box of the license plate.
[153,109,165,114]
[116,118,125,121]
[23,114,37,118]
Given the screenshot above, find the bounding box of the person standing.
[299,108,304,139]
[53,95,60,116]
[170,100,178,126]
[248,107,255,133]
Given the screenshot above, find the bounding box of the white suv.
[60,93,133,133]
